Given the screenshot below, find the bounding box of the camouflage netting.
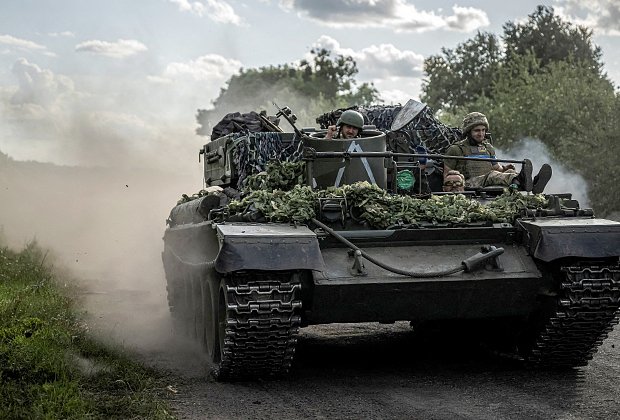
[207,110,280,140]
[316,103,462,154]
[177,156,305,205]
[227,131,304,189]
[397,106,462,154]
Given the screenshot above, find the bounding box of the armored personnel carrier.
[162,102,620,381]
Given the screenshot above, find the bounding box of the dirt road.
[164,324,619,420]
[86,289,620,420]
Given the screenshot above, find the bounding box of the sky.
[0,0,619,168]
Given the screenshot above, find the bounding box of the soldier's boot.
[532,164,552,194]
[513,159,533,192]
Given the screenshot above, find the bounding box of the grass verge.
[0,241,174,419]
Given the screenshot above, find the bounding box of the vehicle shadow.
[291,322,585,389]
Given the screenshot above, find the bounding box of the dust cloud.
[0,59,219,364]
[498,137,590,208]
[0,147,205,365]
[0,60,313,373]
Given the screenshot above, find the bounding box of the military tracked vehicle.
[162,101,620,381]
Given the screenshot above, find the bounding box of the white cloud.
[279,0,489,33]
[161,53,242,81]
[0,34,47,51]
[555,0,620,36]
[48,31,76,38]
[309,35,355,58]
[75,39,148,58]
[146,75,173,84]
[169,0,243,25]
[169,0,205,15]
[310,35,423,79]
[307,36,424,103]
[359,44,424,78]
[1,58,194,168]
[10,57,74,107]
[445,5,491,33]
[378,82,421,105]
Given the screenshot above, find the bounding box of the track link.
[527,264,620,368]
[217,271,302,380]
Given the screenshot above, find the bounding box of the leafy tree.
[590,95,620,215]
[421,32,502,112]
[421,6,605,114]
[420,5,619,215]
[196,49,379,135]
[296,48,356,98]
[296,48,379,105]
[503,6,603,76]
[468,54,619,216]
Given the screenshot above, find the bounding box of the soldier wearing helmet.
[443,112,552,193]
[325,109,365,139]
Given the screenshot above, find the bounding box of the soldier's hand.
[504,163,515,171]
[325,125,337,139]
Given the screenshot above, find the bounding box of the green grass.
[0,242,174,419]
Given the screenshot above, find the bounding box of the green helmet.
[337,110,364,130]
[462,112,489,135]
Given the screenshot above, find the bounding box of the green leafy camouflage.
[222,180,548,228]
[180,160,548,228]
[176,161,306,205]
[228,184,316,223]
[244,161,306,192]
[177,189,210,205]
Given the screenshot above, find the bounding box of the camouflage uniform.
[444,112,517,189]
[444,139,517,188]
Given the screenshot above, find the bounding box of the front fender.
[519,218,620,262]
[214,223,324,273]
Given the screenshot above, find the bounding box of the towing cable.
[311,218,504,278]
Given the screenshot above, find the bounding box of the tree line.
[198,6,618,217]
[421,6,618,217]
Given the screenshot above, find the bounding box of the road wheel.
[201,272,220,363]
[187,270,200,339]
[215,278,230,378]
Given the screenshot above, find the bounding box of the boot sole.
[521,159,533,192]
[532,164,552,194]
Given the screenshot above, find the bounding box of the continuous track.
[526,264,620,367]
[216,271,302,380]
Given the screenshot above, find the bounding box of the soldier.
[443,112,552,193]
[325,109,364,139]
